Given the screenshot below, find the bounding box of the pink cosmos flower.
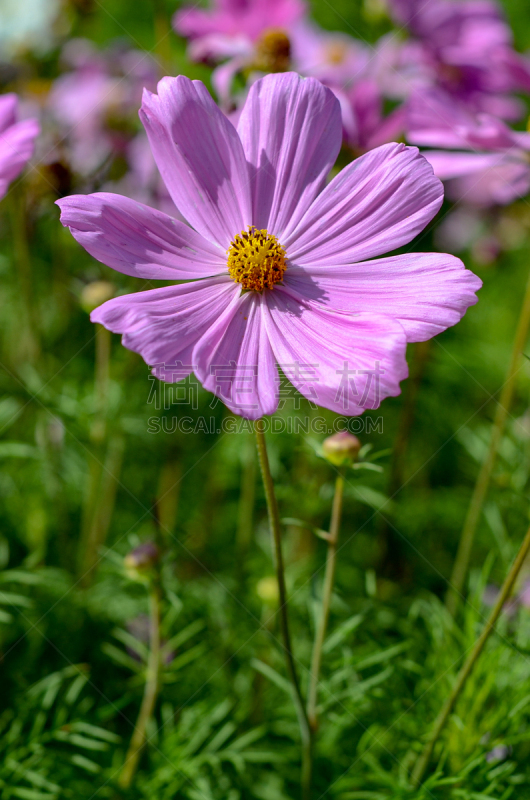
[288,23,404,153]
[0,93,39,199]
[48,39,157,175]
[56,73,481,420]
[388,0,530,120]
[407,88,530,206]
[174,0,305,106]
[340,80,405,154]
[289,20,369,89]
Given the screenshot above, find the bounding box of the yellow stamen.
[326,41,348,65]
[254,28,291,73]
[227,226,287,292]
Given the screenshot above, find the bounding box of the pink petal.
[56,193,226,280]
[0,93,17,133]
[91,277,238,371]
[286,253,482,343]
[263,289,408,415]
[237,72,342,238]
[140,76,252,248]
[193,291,279,419]
[285,143,443,265]
[424,150,508,179]
[0,118,39,199]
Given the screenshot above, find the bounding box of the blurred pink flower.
[288,23,404,153]
[57,73,480,419]
[339,80,405,153]
[388,0,530,119]
[174,0,305,106]
[0,93,39,199]
[407,88,530,206]
[290,20,369,88]
[175,0,305,41]
[48,39,157,176]
[102,133,178,218]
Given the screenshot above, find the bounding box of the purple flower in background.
[175,0,305,41]
[288,22,404,152]
[340,79,405,154]
[103,133,178,218]
[388,0,530,119]
[0,93,39,199]
[407,88,530,206]
[57,73,480,419]
[48,39,157,175]
[174,0,305,105]
[290,20,369,89]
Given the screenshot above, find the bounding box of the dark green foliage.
[1,1,530,797]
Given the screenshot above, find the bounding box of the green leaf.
[323,614,364,654]
[251,659,292,695]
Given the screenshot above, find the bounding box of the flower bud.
[322,430,361,467]
[256,576,279,605]
[80,281,115,313]
[124,541,159,580]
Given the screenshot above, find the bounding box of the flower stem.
[412,522,530,787]
[446,270,530,616]
[237,431,257,554]
[254,422,312,800]
[79,324,115,586]
[8,180,39,365]
[119,584,161,789]
[307,469,345,731]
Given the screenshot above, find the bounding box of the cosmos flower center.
[254,28,291,73]
[326,41,348,65]
[227,227,287,292]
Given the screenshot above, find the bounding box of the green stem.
[79,325,113,585]
[153,0,172,73]
[119,584,161,789]
[412,523,530,787]
[236,431,257,553]
[82,434,125,585]
[446,270,530,616]
[254,422,312,800]
[8,181,39,365]
[307,470,345,731]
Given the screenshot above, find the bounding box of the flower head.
[322,431,361,467]
[407,88,530,206]
[388,0,530,119]
[0,93,39,200]
[174,0,306,106]
[57,73,481,420]
[47,40,157,176]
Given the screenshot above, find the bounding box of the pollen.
[254,28,291,73]
[227,227,287,292]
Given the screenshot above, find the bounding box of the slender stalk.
[119,585,161,789]
[254,422,312,800]
[412,523,530,787]
[380,341,431,575]
[82,434,125,584]
[8,181,39,365]
[446,271,530,616]
[79,324,113,584]
[237,432,257,553]
[307,470,345,730]
[153,0,172,73]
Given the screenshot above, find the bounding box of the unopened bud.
[256,576,279,605]
[322,431,361,467]
[80,281,115,313]
[124,541,159,579]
